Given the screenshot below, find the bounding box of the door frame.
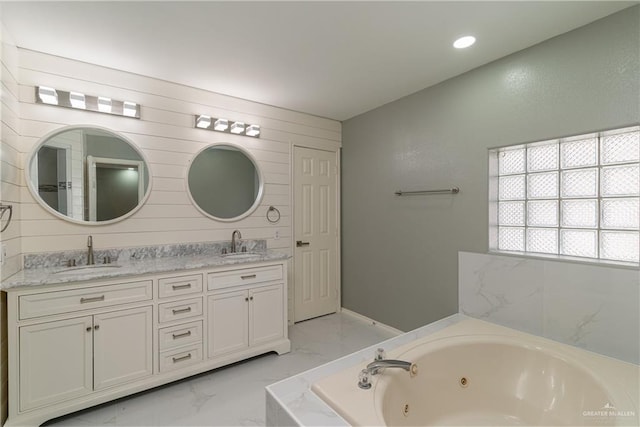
[31,140,73,216]
[290,144,341,323]
[86,155,145,222]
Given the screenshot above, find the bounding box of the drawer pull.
[172,307,192,315]
[172,331,192,339]
[80,295,105,304]
[241,274,257,280]
[172,283,192,290]
[172,353,192,363]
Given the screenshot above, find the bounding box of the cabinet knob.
[250,296,254,301]
[245,297,249,302]
[94,325,100,330]
[86,326,92,332]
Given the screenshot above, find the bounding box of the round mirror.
[26,126,151,224]
[187,144,263,221]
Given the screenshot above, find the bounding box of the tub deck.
[266,314,639,426]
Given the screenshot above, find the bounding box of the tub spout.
[366,359,412,375]
[358,359,417,389]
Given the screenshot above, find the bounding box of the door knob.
[296,241,310,247]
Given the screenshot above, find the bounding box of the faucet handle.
[375,348,386,361]
[357,369,372,389]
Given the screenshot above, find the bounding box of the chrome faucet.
[231,230,242,253]
[87,235,95,265]
[358,359,417,389]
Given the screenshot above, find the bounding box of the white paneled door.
[294,147,339,322]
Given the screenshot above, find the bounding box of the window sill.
[487,250,639,271]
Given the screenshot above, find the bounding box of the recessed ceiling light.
[453,36,476,49]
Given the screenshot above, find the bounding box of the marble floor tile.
[43,312,397,427]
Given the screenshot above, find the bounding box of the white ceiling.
[1,1,635,121]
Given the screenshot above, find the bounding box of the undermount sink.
[53,264,122,275]
[221,252,262,260]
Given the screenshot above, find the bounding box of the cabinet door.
[208,290,248,358]
[19,316,93,411]
[93,306,153,390]
[250,284,284,347]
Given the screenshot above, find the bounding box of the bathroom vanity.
[2,254,290,426]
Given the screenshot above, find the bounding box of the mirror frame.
[186,143,264,222]
[25,125,153,226]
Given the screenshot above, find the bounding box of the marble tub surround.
[22,239,267,269]
[3,245,284,289]
[459,251,640,364]
[266,314,461,427]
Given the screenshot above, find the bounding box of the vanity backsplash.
[23,240,267,269]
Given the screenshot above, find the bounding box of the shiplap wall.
[18,49,341,255]
[0,23,20,425]
[14,48,341,332]
[3,34,340,427]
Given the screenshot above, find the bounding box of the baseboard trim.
[340,308,404,336]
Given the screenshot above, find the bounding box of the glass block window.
[490,126,639,264]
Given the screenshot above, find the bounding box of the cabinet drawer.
[19,281,153,320]
[158,274,203,299]
[158,321,203,351]
[159,344,203,373]
[207,265,283,291]
[158,298,203,324]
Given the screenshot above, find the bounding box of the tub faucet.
[358,359,417,389]
[87,235,95,265]
[231,230,242,253]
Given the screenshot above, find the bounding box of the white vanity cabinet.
[19,316,93,411]
[19,305,153,411]
[207,265,285,358]
[15,281,154,412]
[207,285,284,357]
[3,259,289,427]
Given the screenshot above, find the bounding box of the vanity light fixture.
[246,124,260,137]
[230,122,245,134]
[37,86,58,105]
[34,86,141,119]
[69,92,86,109]
[194,115,260,138]
[453,35,476,49]
[196,115,212,129]
[123,101,138,117]
[214,118,229,131]
[98,97,112,113]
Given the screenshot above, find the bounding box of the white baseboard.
[340,308,404,336]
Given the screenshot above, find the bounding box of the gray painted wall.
[341,7,640,332]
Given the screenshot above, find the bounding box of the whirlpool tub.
[311,319,639,426]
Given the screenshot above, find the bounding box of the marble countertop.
[265,314,463,426]
[2,250,289,290]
